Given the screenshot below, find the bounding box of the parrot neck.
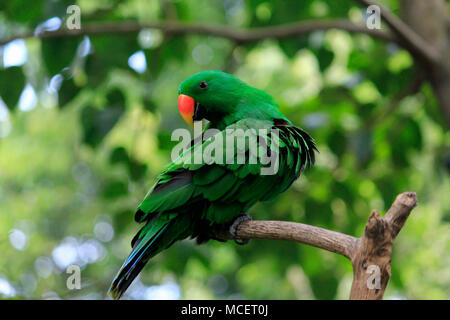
[211,102,289,130]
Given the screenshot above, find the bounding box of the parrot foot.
[229,214,252,245]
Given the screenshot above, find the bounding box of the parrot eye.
[199,81,208,89]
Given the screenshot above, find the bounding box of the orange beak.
[178,94,195,127]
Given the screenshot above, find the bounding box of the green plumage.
[109,71,317,299]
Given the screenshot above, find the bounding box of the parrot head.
[177,70,251,127]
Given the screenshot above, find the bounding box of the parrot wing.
[135,118,317,223]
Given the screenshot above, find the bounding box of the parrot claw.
[229,214,252,245]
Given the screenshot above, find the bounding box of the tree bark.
[215,192,417,300]
[349,192,417,299]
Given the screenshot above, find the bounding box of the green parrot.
[108,70,317,299]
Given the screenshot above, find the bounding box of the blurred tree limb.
[0,19,395,45]
[215,192,418,300]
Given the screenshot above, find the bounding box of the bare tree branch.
[354,0,441,65]
[0,19,396,46]
[349,192,417,299]
[215,192,417,300]
[216,220,358,260]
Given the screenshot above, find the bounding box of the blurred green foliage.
[0,0,449,300]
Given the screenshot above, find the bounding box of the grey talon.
[229,214,252,245]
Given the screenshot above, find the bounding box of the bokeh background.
[0,0,449,300]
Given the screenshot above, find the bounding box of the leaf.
[314,46,334,72]
[146,36,188,78]
[327,128,347,157]
[110,146,129,164]
[103,179,128,198]
[0,0,44,24]
[80,89,126,147]
[58,77,81,108]
[41,38,81,76]
[109,146,147,181]
[278,38,308,58]
[0,66,25,110]
[348,45,417,96]
[143,97,158,113]
[44,0,74,18]
[128,158,147,181]
[85,35,139,86]
[157,131,176,152]
[375,177,397,208]
[391,118,422,167]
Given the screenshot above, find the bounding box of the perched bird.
[109,70,317,299]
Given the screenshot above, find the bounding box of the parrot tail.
[108,216,178,300]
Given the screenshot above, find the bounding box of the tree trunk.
[400,0,450,127]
